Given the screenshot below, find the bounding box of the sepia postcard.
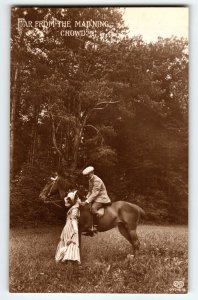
[9,6,188,293]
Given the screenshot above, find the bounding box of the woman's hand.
[66,239,76,246]
[66,239,72,246]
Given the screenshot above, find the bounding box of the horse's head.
[64,190,81,208]
[39,173,77,202]
[39,176,59,202]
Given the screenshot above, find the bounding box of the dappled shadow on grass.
[9,225,188,293]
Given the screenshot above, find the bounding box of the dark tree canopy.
[10,7,188,226]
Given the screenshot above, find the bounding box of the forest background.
[10,7,188,226]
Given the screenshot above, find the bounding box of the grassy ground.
[9,225,188,293]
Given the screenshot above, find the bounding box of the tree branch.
[95,100,120,107]
[56,120,62,133]
[85,124,100,133]
[91,100,120,112]
[80,101,119,139]
[92,107,108,111]
[85,124,105,146]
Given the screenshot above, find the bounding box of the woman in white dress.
[55,192,81,264]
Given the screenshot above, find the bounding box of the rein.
[43,175,72,209]
[48,177,57,196]
[44,199,63,208]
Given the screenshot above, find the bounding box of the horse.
[39,174,145,256]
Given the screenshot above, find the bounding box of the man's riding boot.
[84,224,98,236]
[84,214,98,236]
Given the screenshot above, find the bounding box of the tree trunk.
[71,112,89,171]
[58,127,63,168]
[10,65,19,179]
[71,95,83,171]
[50,113,67,164]
[29,105,40,166]
[71,127,81,171]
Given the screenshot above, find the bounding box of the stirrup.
[83,225,95,237]
[92,224,98,233]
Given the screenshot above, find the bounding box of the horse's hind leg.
[128,229,140,254]
[118,223,139,256]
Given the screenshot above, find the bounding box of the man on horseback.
[40,171,144,253]
[82,166,111,233]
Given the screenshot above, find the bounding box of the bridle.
[48,176,57,196]
[43,176,63,208]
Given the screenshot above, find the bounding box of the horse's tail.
[138,207,146,219]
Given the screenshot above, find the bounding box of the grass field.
[9,225,188,293]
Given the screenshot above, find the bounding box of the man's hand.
[81,200,89,207]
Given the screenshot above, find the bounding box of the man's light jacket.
[86,175,111,204]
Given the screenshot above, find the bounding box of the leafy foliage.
[10,162,65,227]
[10,8,188,225]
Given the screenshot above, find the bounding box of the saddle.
[81,202,111,236]
[97,207,105,218]
[93,202,111,221]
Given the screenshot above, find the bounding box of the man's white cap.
[82,166,94,175]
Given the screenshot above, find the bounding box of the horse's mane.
[57,175,76,191]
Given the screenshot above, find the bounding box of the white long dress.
[55,202,81,263]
